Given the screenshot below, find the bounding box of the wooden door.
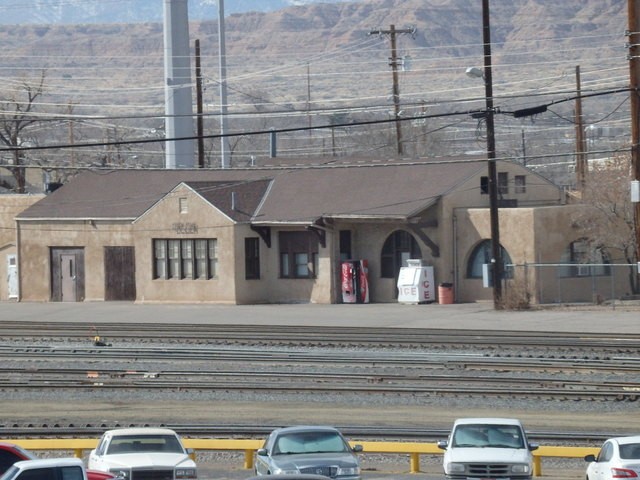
[104,246,136,301]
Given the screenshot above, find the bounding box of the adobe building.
[0,193,44,300]
[8,158,633,305]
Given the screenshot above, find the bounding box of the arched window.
[558,239,611,277]
[380,230,422,278]
[466,240,513,279]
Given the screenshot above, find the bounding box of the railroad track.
[0,330,639,402]
[0,424,615,444]
[1,322,640,351]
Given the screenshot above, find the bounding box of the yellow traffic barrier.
[532,445,600,477]
[2,438,601,476]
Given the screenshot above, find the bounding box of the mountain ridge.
[0,0,360,25]
[0,0,627,178]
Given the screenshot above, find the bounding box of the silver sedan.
[254,426,363,480]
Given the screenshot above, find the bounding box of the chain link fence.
[504,263,640,305]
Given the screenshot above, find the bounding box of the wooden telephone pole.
[575,65,587,190]
[195,39,205,168]
[628,0,640,272]
[369,25,415,156]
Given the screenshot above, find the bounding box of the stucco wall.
[452,205,634,304]
[0,194,44,300]
[232,226,334,305]
[326,218,440,304]
[132,184,238,303]
[530,205,633,303]
[440,161,563,303]
[133,186,338,305]
[18,220,134,301]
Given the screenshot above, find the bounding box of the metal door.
[60,254,77,302]
[6,254,18,299]
[50,248,84,302]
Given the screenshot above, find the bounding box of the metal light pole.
[480,0,502,308]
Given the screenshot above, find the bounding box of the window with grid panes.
[153,239,217,279]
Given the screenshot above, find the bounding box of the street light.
[468,0,502,309]
[465,66,484,79]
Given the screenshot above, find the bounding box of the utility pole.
[218,0,230,168]
[307,62,312,139]
[628,0,640,276]
[67,102,75,168]
[195,39,205,168]
[575,65,587,190]
[369,25,415,156]
[481,0,502,309]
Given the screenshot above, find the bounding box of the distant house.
[11,157,626,305]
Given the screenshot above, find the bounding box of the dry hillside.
[0,0,630,179]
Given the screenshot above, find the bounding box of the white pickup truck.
[437,418,539,480]
[0,458,97,480]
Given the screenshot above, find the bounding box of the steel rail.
[0,339,638,401]
[0,370,638,402]
[0,344,639,370]
[1,324,639,410]
[0,424,620,444]
[1,323,640,349]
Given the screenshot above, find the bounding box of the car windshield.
[106,434,184,454]
[620,443,640,459]
[274,431,348,455]
[452,424,524,449]
[0,466,19,480]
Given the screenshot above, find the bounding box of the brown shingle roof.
[184,179,272,222]
[17,161,487,224]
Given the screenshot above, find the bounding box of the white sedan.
[88,427,197,480]
[585,436,640,480]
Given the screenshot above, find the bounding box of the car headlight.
[447,463,466,474]
[109,468,131,480]
[273,468,300,475]
[176,467,198,479]
[511,464,530,474]
[337,466,360,476]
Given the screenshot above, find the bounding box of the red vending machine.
[341,260,369,303]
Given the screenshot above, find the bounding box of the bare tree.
[0,71,46,193]
[573,152,638,294]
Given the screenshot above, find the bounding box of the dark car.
[0,443,36,475]
[254,426,362,480]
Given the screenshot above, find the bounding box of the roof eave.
[322,214,409,222]
[16,217,137,222]
[250,220,315,226]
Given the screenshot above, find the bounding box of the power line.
[0,86,630,155]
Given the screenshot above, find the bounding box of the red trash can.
[438,283,454,304]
